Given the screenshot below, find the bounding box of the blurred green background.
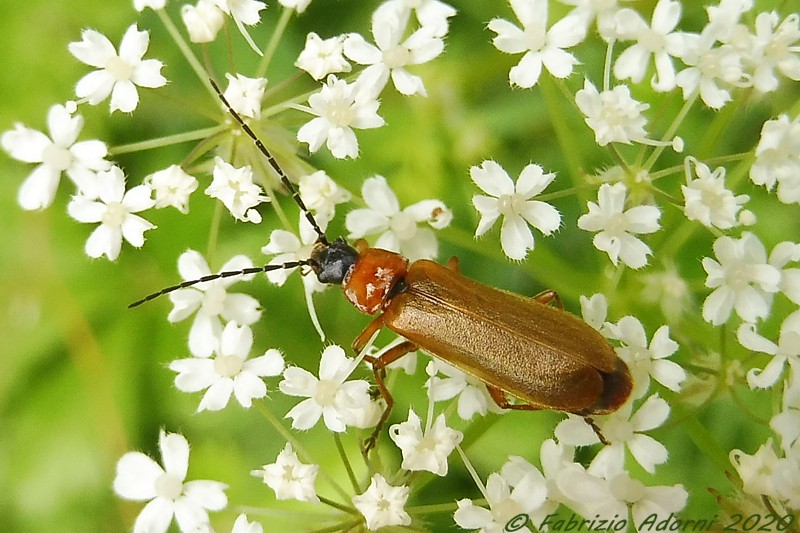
[2,1,799,532]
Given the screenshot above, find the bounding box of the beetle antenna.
[209,78,328,245]
[128,259,313,308]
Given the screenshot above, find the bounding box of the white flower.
[134,0,166,10]
[488,0,583,88]
[558,454,687,524]
[231,514,262,533]
[730,439,782,498]
[279,345,373,432]
[560,0,621,42]
[182,0,225,43]
[211,0,265,25]
[606,316,685,399]
[593,394,670,474]
[470,160,561,261]
[145,165,199,214]
[67,166,155,261]
[68,25,166,113]
[211,0,267,54]
[454,464,547,533]
[251,443,319,503]
[113,430,228,533]
[738,310,800,389]
[352,474,411,531]
[575,80,650,146]
[579,292,610,333]
[379,0,456,37]
[205,157,269,223]
[297,75,385,159]
[298,170,352,222]
[425,360,502,420]
[701,232,781,325]
[577,182,661,269]
[295,33,351,80]
[703,0,753,44]
[343,7,444,96]
[750,114,800,205]
[500,451,564,526]
[278,0,312,14]
[770,240,800,304]
[345,175,451,261]
[749,12,800,93]
[771,364,800,452]
[1,103,110,209]
[682,159,748,229]
[223,73,267,119]
[612,0,685,91]
[389,409,462,476]
[167,250,261,358]
[169,323,284,411]
[675,32,744,109]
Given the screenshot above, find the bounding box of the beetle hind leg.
[532,289,563,309]
[583,416,610,445]
[487,385,544,410]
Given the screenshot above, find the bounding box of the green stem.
[407,501,459,515]
[109,126,224,155]
[257,7,294,78]
[642,91,697,171]
[671,403,742,487]
[253,401,352,504]
[157,9,214,96]
[541,76,590,207]
[333,433,362,494]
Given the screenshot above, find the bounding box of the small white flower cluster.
[292,0,454,159]
[455,439,687,532]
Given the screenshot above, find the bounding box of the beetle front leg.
[362,340,419,454]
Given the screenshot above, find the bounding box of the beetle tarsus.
[584,416,610,445]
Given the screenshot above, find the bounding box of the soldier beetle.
[130,80,633,450]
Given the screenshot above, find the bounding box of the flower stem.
[109,126,225,155]
[254,400,352,504]
[157,9,215,96]
[333,432,362,494]
[257,7,294,78]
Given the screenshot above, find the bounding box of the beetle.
[131,80,633,450]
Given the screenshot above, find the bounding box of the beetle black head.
[310,237,358,284]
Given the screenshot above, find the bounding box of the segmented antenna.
[128,260,311,308]
[129,80,331,309]
[209,78,328,245]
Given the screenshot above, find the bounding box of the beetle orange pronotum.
[130,80,633,450]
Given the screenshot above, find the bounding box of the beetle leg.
[486,385,544,410]
[533,289,563,309]
[352,315,386,355]
[488,387,611,445]
[583,416,610,445]
[362,340,419,453]
[445,256,460,272]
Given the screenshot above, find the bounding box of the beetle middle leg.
[532,289,563,309]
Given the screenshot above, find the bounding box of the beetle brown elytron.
[131,80,633,449]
